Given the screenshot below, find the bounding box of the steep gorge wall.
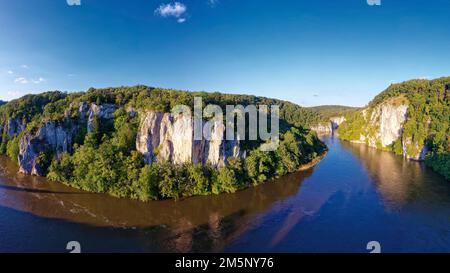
[4,102,243,176]
[311,116,346,135]
[136,111,242,168]
[341,97,429,160]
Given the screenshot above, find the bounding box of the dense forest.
[308,105,359,122]
[0,86,327,200]
[338,77,450,180]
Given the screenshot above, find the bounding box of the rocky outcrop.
[136,111,243,167]
[18,121,76,176]
[311,116,346,135]
[17,101,117,176]
[345,96,429,161]
[402,137,429,161]
[310,122,332,135]
[4,118,26,138]
[86,103,116,133]
[330,116,346,130]
[16,105,244,176]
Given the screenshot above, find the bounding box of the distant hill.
[0,100,6,106]
[308,105,360,121]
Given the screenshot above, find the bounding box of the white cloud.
[155,2,187,19]
[21,65,29,69]
[14,77,28,84]
[31,77,46,84]
[7,70,14,75]
[177,18,186,23]
[13,76,45,84]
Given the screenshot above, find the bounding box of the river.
[0,136,449,253]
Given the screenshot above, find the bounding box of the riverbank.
[298,150,328,171]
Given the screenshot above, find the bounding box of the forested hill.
[0,86,327,201]
[0,86,321,130]
[308,105,359,121]
[338,76,450,180]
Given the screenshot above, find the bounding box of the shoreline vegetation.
[0,86,327,201]
[336,77,450,180]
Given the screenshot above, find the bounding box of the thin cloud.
[31,77,46,84]
[13,77,45,84]
[155,2,187,23]
[21,65,29,69]
[14,77,28,84]
[7,70,14,75]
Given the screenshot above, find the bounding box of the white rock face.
[136,112,164,164]
[310,123,332,135]
[355,101,407,148]
[87,103,116,133]
[311,116,346,135]
[172,114,194,164]
[4,118,26,137]
[330,116,346,130]
[378,103,408,147]
[18,121,75,176]
[136,111,243,168]
[348,97,429,161]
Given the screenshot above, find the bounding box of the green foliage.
[211,167,239,194]
[337,111,366,141]
[48,153,74,183]
[425,152,450,180]
[0,133,9,155]
[0,91,67,124]
[3,85,329,200]
[134,165,160,201]
[6,136,20,161]
[308,105,360,122]
[36,150,54,175]
[338,77,450,180]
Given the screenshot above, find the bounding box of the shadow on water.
[0,184,88,195]
[0,155,316,252]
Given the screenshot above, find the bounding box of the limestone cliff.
[340,96,429,160]
[311,116,346,135]
[136,111,243,168]
[14,104,243,176]
[18,121,76,176]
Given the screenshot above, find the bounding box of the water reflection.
[0,156,315,252]
[342,141,450,211]
[1,136,449,253]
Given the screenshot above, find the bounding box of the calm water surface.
[0,136,449,252]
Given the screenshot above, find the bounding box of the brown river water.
[0,136,449,252]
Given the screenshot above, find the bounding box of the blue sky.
[0,0,449,106]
